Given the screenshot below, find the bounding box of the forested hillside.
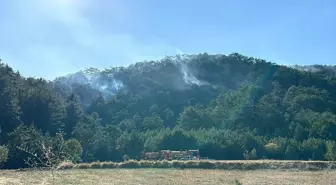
[1,53,336,169]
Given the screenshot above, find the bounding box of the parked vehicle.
[180,156,199,160]
[143,149,200,160]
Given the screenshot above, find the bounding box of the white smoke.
[179,62,204,86]
[171,54,208,87]
[100,84,108,90]
[290,65,321,73]
[59,68,124,98]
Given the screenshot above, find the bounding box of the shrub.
[75,163,91,169]
[234,179,243,185]
[76,163,91,169]
[172,160,184,168]
[0,146,8,165]
[57,160,336,171]
[64,139,83,163]
[139,160,154,168]
[90,161,102,168]
[185,161,199,168]
[243,150,249,160]
[325,141,336,161]
[265,143,283,159]
[101,162,117,169]
[249,148,258,159]
[154,160,170,168]
[119,160,140,168]
[198,160,216,169]
[57,161,75,170]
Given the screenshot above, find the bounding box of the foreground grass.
[1,168,336,185]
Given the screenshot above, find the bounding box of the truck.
[143,149,200,160]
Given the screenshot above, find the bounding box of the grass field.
[0,168,336,185]
[1,160,336,185]
[58,160,336,171]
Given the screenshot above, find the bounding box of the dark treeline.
[1,53,336,169]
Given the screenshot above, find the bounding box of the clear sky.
[0,0,335,80]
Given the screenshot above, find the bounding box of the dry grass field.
[58,160,336,170]
[0,168,336,185]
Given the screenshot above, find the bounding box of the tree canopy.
[1,53,336,168]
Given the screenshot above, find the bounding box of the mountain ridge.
[1,53,336,169]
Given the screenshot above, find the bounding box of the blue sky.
[0,0,335,80]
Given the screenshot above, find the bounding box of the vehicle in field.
[143,149,200,160]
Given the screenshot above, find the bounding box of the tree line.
[1,53,336,169]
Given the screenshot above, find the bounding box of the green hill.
[1,53,336,169]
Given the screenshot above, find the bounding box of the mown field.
[1,160,336,185]
[1,168,336,185]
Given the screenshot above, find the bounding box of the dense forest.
[1,53,336,169]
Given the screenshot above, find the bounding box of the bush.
[90,161,102,168]
[64,139,83,162]
[0,146,8,165]
[58,160,336,171]
[57,161,75,170]
[76,163,91,169]
[118,160,140,168]
[234,179,243,185]
[101,162,117,169]
[265,143,283,159]
[325,141,336,161]
[154,160,170,168]
[249,148,258,159]
[185,160,199,168]
[171,160,185,168]
[198,160,216,169]
[139,160,154,168]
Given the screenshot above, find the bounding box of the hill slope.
[1,53,336,169]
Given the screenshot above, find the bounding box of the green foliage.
[64,139,83,162]
[301,138,326,160]
[64,94,84,138]
[0,146,8,165]
[265,143,283,159]
[141,114,164,130]
[7,124,45,168]
[158,129,198,151]
[2,54,336,168]
[119,119,137,132]
[178,106,216,130]
[234,179,243,185]
[243,150,249,160]
[249,148,258,159]
[117,132,144,160]
[325,141,336,161]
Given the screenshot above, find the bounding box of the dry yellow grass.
[0,168,335,185]
[57,160,336,171]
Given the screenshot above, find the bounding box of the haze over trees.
[1,53,336,169]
